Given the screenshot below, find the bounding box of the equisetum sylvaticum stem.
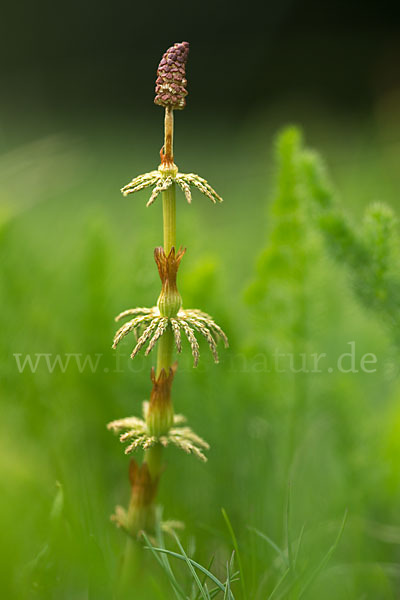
[108,41,228,548]
[145,108,176,480]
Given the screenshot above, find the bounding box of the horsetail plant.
[107,42,228,543]
[271,126,400,354]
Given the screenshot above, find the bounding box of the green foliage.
[250,510,347,599]
[248,124,400,353]
[3,117,400,599]
[300,140,400,348]
[142,513,237,600]
[245,127,315,355]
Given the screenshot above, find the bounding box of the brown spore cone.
[154,41,189,110]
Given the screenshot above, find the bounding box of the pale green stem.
[145,111,177,480]
[156,327,174,376]
[162,183,176,255]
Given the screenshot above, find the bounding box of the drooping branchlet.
[154,41,189,110]
[108,402,209,461]
[112,243,228,365]
[121,168,223,206]
[112,304,228,366]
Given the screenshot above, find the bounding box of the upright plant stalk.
[107,42,228,544]
[145,113,176,480]
[161,106,176,255]
[162,184,176,255]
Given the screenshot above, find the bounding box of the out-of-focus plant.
[245,127,316,347]
[245,128,318,466]
[246,126,400,466]
[299,136,400,350]
[247,125,400,351]
[107,41,228,582]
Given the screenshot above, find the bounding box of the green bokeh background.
[2,103,400,598]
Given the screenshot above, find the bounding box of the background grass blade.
[221,509,246,600]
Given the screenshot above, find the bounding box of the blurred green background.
[2,1,400,598]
